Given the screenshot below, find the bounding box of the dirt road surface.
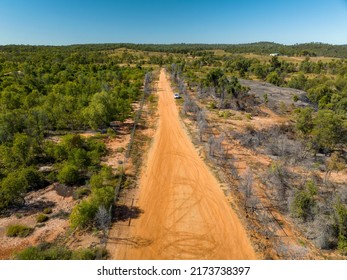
[114,69,256,259]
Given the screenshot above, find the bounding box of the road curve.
[116,69,256,259]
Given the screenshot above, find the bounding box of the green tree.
[288,73,307,90]
[295,107,314,136]
[0,172,28,211]
[57,163,79,186]
[68,148,90,169]
[21,167,46,191]
[83,91,114,129]
[334,198,347,253]
[89,166,114,190]
[12,133,37,165]
[266,71,282,86]
[307,84,334,107]
[92,186,114,209]
[290,181,317,221]
[69,199,97,229]
[311,110,345,152]
[205,68,225,88]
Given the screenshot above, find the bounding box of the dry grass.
[243,53,340,63]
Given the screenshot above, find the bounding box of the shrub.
[148,94,156,103]
[61,134,85,151]
[334,198,347,254]
[295,107,314,136]
[43,207,53,214]
[71,247,108,260]
[311,109,346,152]
[15,247,46,260]
[266,71,282,86]
[21,167,47,191]
[69,148,90,169]
[15,243,72,260]
[6,225,33,237]
[89,166,114,190]
[338,236,347,255]
[218,111,232,119]
[57,163,79,186]
[70,167,115,229]
[290,181,317,221]
[245,113,252,120]
[86,138,107,156]
[36,213,49,223]
[106,128,116,136]
[73,187,91,200]
[208,101,217,109]
[16,243,108,260]
[70,200,98,229]
[0,173,28,211]
[92,186,114,209]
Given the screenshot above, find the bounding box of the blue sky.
[0,0,346,45]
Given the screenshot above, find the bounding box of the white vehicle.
[174,92,180,99]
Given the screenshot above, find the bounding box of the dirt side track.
[114,69,256,259]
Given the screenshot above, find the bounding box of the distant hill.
[1,42,347,58]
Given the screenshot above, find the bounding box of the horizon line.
[1,41,347,47]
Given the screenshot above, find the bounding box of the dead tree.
[239,168,260,213]
[208,136,216,156]
[143,72,152,96]
[197,110,208,141]
[95,205,112,246]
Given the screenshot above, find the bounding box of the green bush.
[334,199,347,254]
[148,94,156,104]
[90,167,114,189]
[15,243,72,260]
[263,93,269,104]
[69,148,90,169]
[61,134,85,151]
[70,166,116,229]
[106,128,116,136]
[290,181,317,221]
[43,207,53,214]
[86,138,107,155]
[69,200,98,229]
[266,71,282,86]
[337,236,347,255]
[218,111,232,119]
[71,247,108,260]
[92,186,114,209]
[6,224,33,237]
[36,213,49,223]
[295,107,314,136]
[16,243,108,260]
[21,167,47,191]
[69,184,114,229]
[73,187,91,200]
[57,163,79,186]
[245,113,252,120]
[208,101,217,109]
[0,173,28,211]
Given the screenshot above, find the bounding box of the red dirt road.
[115,70,256,259]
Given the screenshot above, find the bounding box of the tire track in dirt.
[114,69,256,259]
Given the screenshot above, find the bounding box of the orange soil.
[0,185,75,259]
[114,69,256,260]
